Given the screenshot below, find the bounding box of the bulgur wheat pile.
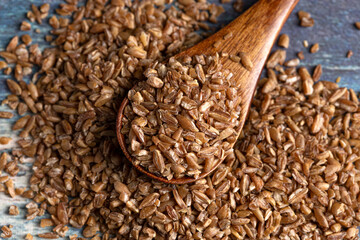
[0,0,359,240]
[122,54,240,180]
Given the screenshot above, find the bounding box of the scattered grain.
[298,10,311,19]
[0,111,13,119]
[123,54,238,179]
[298,11,314,27]
[40,219,54,228]
[303,40,309,47]
[0,226,12,238]
[38,233,59,239]
[0,1,359,240]
[6,36,18,52]
[0,137,12,145]
[5,179,15,198]
[230,54,240,62]
[310,43,320,53]
[20,21,31,31]
[4,67,12,75]
[278,34,289,48]
[40,3,50,13]
[213,41,221,48]
[312,64,322,82]
[8,205,19,216]
[223,32,233,40]
[239,52,253,70]
[21,35,32,45]
[297,51,305,60]
[45,35,53,42]
[0,61,7,70]
[233,0,243,12]
[355,22,360,30]
[25,233,33,240]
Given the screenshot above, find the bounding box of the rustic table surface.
[0,0,359,239]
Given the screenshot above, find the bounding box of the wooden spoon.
[116,0,299,184]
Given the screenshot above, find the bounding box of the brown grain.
[298,10,311,19]
[25,233,33,240]
[4,67,11,75]
[0,137,11,145]
[278,34,289,48]
[6,36,18,52]
[0,1,359,240]
[310,43,320,53]
[6,79,21,95]
[21,34,32,45]
[230,54,240,63]
[40,219,54,228]
[239,52,253,70]
[38,233,59,239]
[223,32,233,40]
[233,0,244,12]
[303,40,309,47]
[213,41,221,48]
[312,64,322,82]
[20,21,31,31]
[298,11,314,27]
[0,61,7,70]
[0,226,12,238]
[0,111,13,119]
[40,3,50,13]
[355,22,360,30]
[124,54,238,180]
[8,205,19,216]
[297,51,305,60]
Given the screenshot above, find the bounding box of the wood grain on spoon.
[116,0,299,184]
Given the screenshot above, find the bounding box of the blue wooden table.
[0,0,359,239]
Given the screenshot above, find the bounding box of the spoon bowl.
[116,97,225,184]
[116,0,299,184]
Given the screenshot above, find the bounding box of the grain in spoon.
[116,0,299,184]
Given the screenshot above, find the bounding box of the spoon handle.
[179,0,299,58]
[177,0,299,100]
[117,0,299,185]
[224,0,299,87]
[173,0,299,184]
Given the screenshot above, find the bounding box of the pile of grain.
[122,54,240,180]
[0,0,359,239]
